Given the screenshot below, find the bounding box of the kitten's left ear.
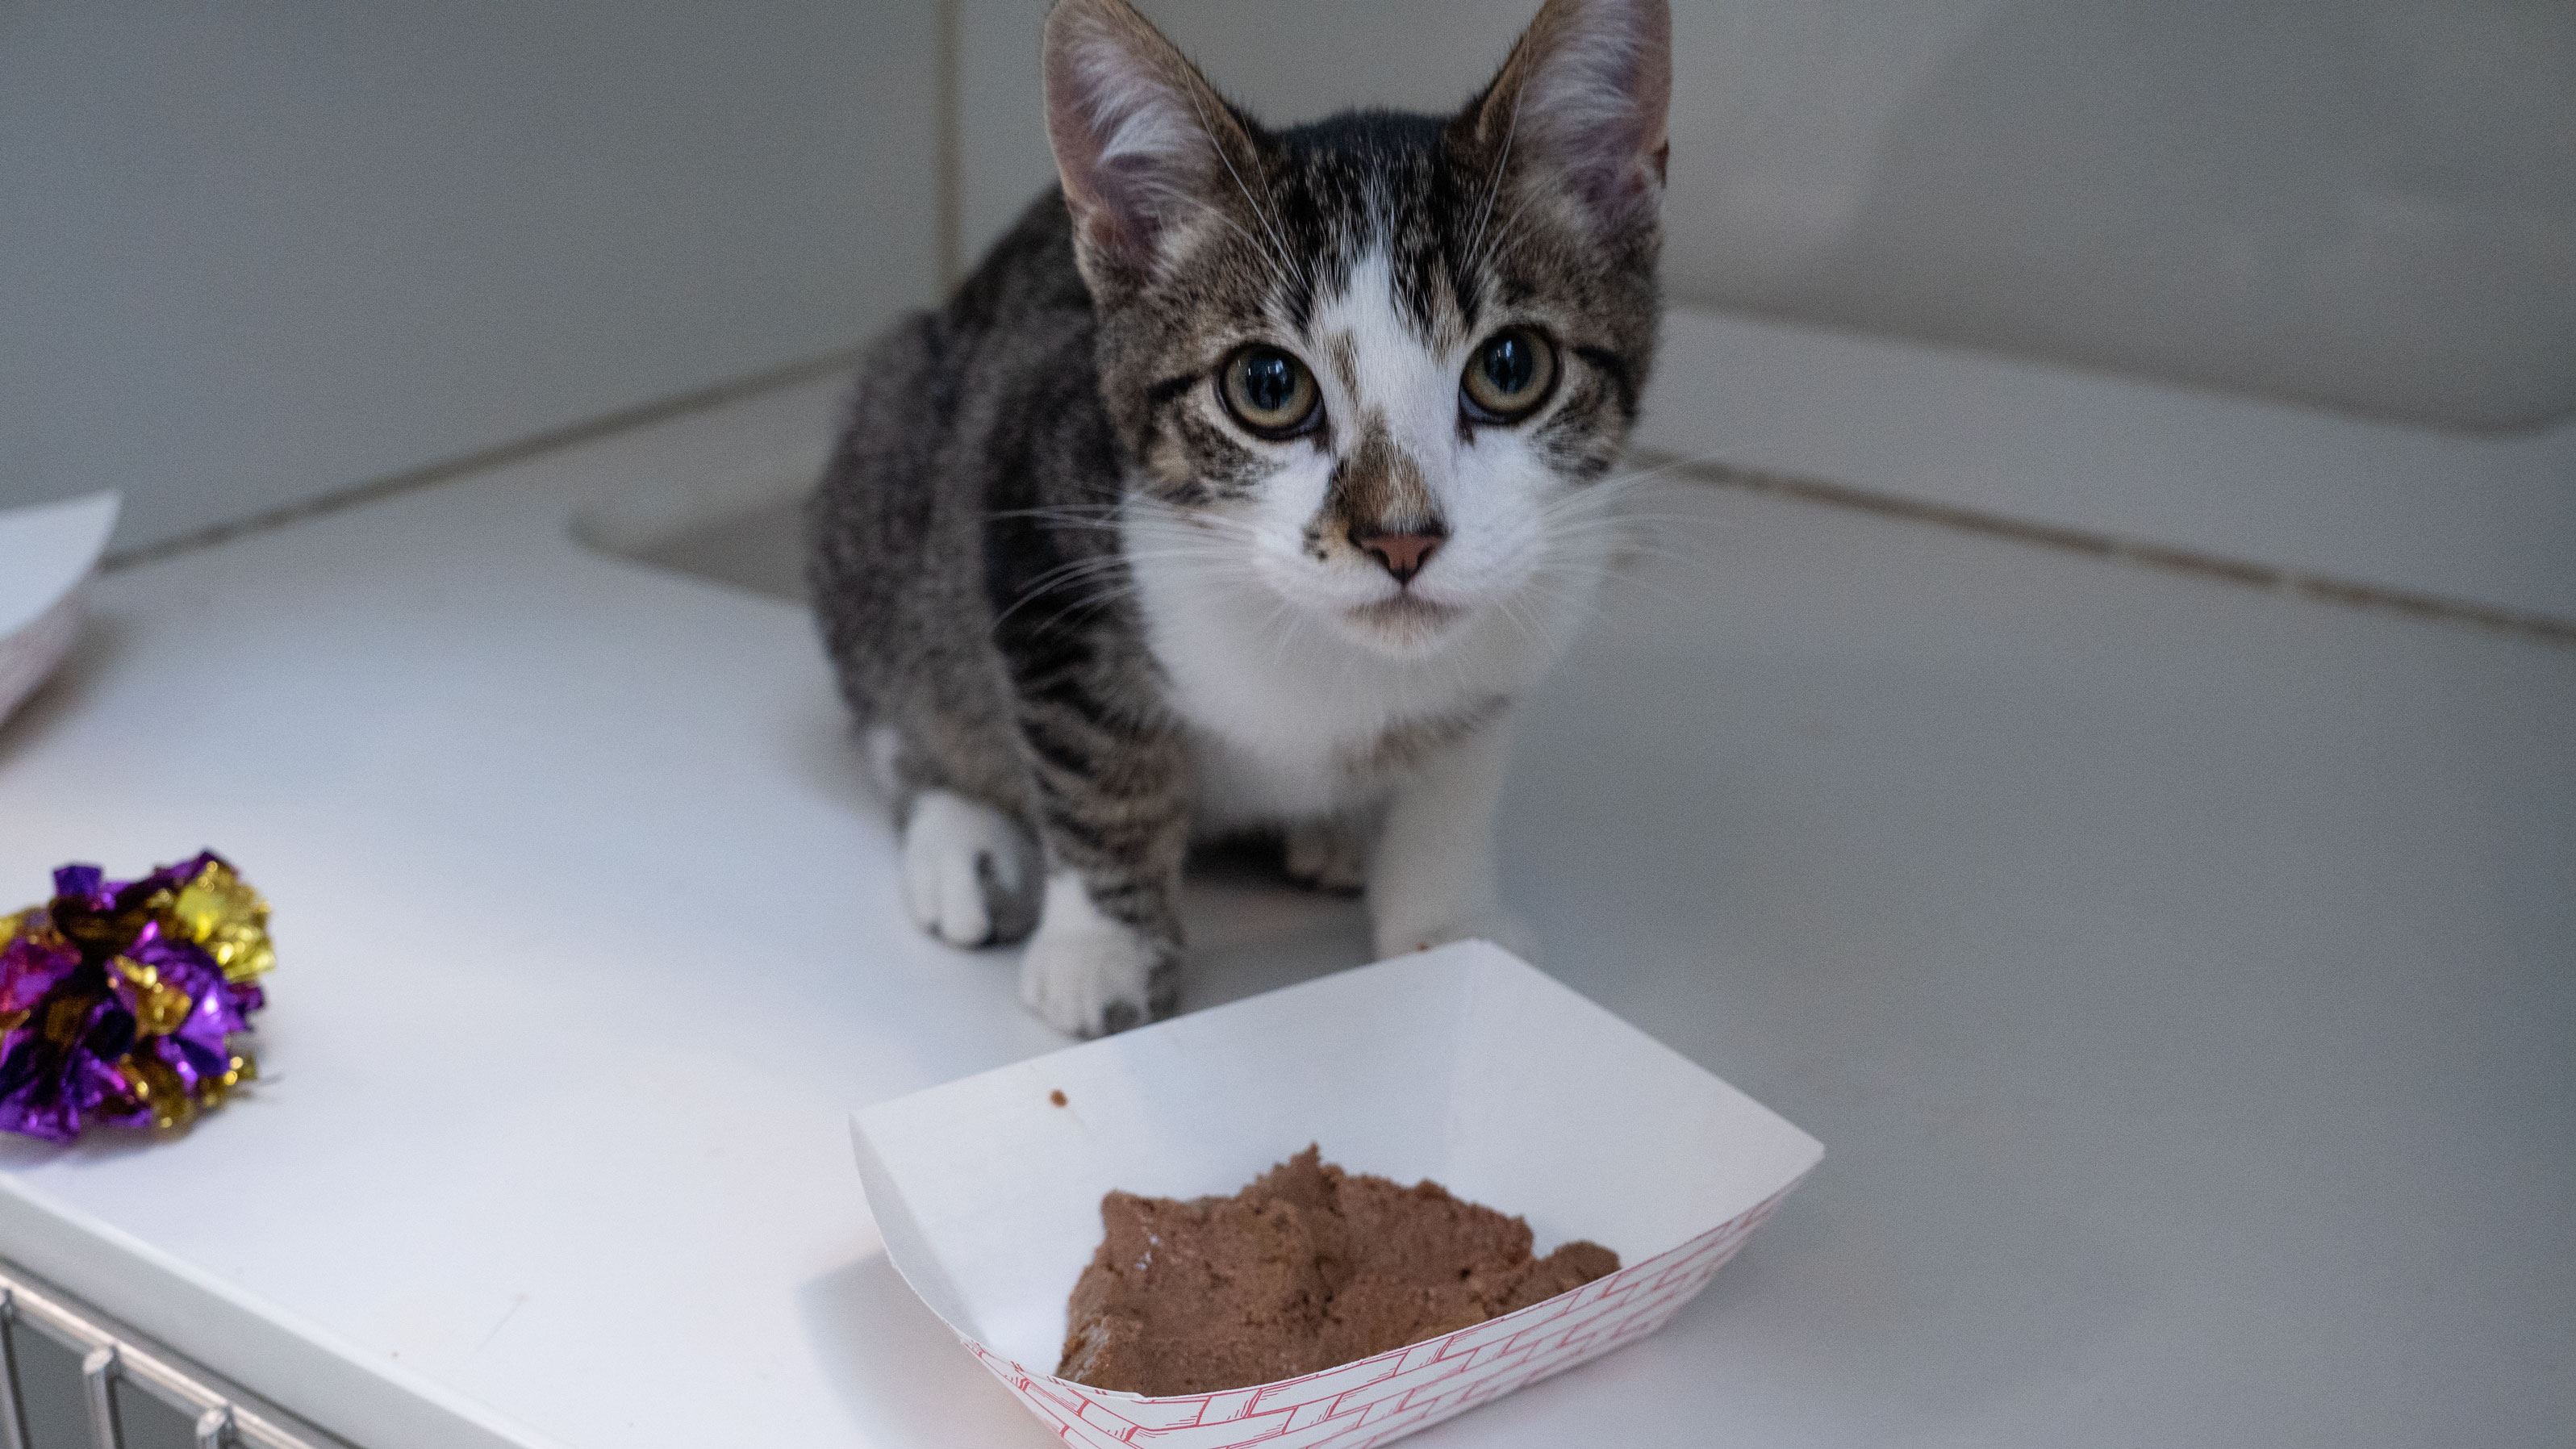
[1455,0,1672,232]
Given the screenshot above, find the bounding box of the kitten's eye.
[1217,345,1321,439]
[1460,327,1558,424]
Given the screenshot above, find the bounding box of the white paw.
[1371,908,1539,964]
[900,790,1039,946]
[1284,817,1367,894]
[1021,874,1174,1037]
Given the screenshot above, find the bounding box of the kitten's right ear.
[1043,0,1255,283]
[1458,0,1672,235]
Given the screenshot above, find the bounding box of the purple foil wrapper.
[0,851,270,1142]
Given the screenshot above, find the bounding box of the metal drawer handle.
[81,1345,122,1449]
[0,1269,333,1449]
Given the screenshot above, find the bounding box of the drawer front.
[1,1263,348,1449]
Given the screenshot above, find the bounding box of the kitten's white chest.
[1125,529,1544,833]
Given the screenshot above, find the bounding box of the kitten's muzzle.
[1351,523,1447,586]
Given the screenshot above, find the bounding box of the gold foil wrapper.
[169,858,277,983]
[112,956,198,1038]
[3,852,274,1140]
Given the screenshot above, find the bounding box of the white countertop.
[2,373,2570,1447]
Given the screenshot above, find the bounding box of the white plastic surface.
[0,371,2567,1447]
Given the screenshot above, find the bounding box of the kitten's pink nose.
[1353,526,1445,585]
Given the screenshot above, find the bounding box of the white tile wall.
[961,0,2576,432]
[0,0,946,555]
[953,0,2576,625]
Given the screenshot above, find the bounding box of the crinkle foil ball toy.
[0,852,273,1142]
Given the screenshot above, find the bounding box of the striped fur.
[808,0,1668,1034]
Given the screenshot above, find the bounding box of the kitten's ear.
[1456,0,1672,232]
[1043,0,1259,282]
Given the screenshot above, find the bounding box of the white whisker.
[1464,91,1524,278]
[1182,90,1308,303]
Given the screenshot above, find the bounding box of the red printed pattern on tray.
[967,1185,1795,1449]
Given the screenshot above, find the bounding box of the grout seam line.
[935,0,964,291]
[1644,452,2576,648]
[100,382,2572,650]
[102,345,867,574]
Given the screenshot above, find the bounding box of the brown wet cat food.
[1058,1146,1620,1395]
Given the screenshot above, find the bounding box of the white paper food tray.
[0,491,119,727]
[853,940,1822,1448]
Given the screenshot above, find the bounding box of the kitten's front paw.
[1371,908,1540,963]
[1020,883,1177,1037]
[1283,817,1367,894]
[901,790,1040,946]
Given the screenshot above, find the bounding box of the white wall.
[959,0,2576,432]
[12,1,2566,608]
[1,0,944,553]
[1665,0,2576,433]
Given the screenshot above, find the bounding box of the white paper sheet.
[0,491,118,726]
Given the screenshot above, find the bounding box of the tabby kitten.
[808,0,1669,1035]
